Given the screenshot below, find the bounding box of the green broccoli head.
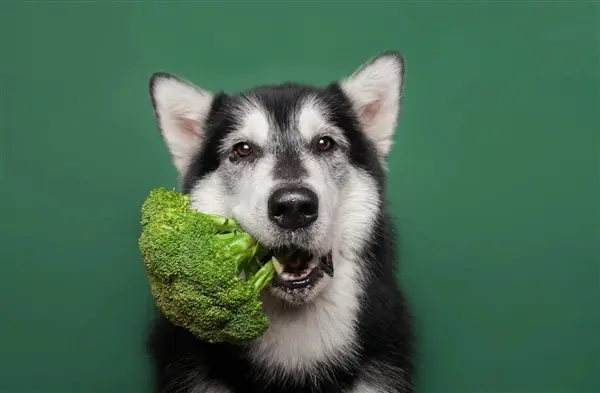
[138,187,276,343]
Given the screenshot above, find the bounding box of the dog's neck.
[245,249,364,381]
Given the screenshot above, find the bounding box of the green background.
[1,1,598,392]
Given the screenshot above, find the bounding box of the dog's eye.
[317,136,335,152]
[232,142,252,158]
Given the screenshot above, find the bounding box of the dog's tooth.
[279,265,315,282]
[272,257,285,275]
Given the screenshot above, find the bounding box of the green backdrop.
[1,1,598,393]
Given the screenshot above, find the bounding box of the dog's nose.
[268,186,319,230]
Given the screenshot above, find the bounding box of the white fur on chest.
[246,253,363,379]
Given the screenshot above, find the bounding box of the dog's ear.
[149,72,214,175]
[340,51,405,159]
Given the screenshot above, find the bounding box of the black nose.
[268,186,319,230]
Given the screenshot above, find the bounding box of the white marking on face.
[301,153,338,250]
[229,154,278,246]
[239,107,271,146]
[219,100,271,155]
[332,168,381,259]
[297,97,325,141]
[189,172,229,216]
[297,97,350,151]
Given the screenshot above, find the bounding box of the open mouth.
[270,247,333,290]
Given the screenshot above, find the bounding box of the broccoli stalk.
[138,187,277,344]
[206,216,277,291]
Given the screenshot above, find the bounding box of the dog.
[146,51,415,393]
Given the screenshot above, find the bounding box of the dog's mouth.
[270,247,333,290]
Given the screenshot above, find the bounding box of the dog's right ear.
[149,72,214,175]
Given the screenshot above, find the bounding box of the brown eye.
[233,142,252,158]
[317,136,335,152]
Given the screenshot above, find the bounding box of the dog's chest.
[247,261,362,376]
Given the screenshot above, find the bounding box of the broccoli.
[138,187,277,344]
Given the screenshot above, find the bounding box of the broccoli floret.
[138,187,276,343]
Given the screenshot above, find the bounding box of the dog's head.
[149,52,404,306]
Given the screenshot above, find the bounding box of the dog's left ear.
[340,51,405,159]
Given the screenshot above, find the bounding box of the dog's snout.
[268,186,319,230]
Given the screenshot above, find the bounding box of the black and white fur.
[146,51,415,393]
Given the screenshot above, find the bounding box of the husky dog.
[146,51,415,393]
